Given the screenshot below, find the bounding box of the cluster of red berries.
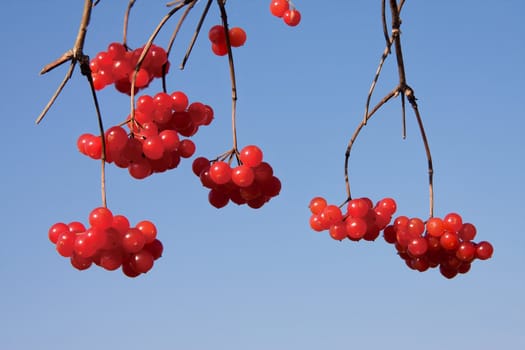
[48,207,163,278]
[270,0,301,26]
[309,196,397,241]
[191,145,281,209]
[77,90,213,179]
[384,213,494,279]
[89,42,169,95]
[208,25,247,56]
[309,196,494,278]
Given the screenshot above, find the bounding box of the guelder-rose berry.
[195,145,280,209]
[49,210,163,277]
[283,9,301,26]
[270,0,290,18]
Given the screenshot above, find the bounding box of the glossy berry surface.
[48,208,163,278]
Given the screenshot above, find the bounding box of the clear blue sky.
[1,1,524,349]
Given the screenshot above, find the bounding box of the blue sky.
[1,1,524,349]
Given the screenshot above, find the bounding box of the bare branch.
[36,0,94,124]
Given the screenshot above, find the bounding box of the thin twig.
[36,62,76,124]
[381,0,389,47]
[129,0,191,122]
[162,2,196,91]
[345,86,400,201]
[180,0,213,70]
[36,0,93,124]
[80,60,108,208]
[406,88,434,217]
[123,0,136,48]
[345,0,435,218]
[217,0,239,151]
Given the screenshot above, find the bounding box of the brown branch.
[363,36,395,126]
[36,0,93,124]
[35,62,76,124]
[344,0,435,218]
[129,0,194,122]
[345,86,400,200]
[123,0,136,47]
[80,59,108,208]
[162,1,196,89]
[217,0,240,151]
[405,88,434,217]
[179,0,213,70]
[381,0,389,47]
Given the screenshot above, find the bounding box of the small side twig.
[36,0,94,124]
[128,0,192,123]
[179,0,212,70]
[345,0,434,218]
[123,0,136,48]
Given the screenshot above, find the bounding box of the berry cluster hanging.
[38,0,492,280]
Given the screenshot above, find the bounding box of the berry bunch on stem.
[384,213,493,278]
[37,0,296,276]
[308,0,494,278]
[269,0,301,26]
[193,145,281,209]
[77,90,213,179]
[90,42,169,94]
[49,207,163,278]
[208,25,247,56]
[309,197,397,242]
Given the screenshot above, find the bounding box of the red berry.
[131,68,151,88]
[107,42,126,59]
[440,232,460,251]
[476,241,494,260]
[208,25,226,44]
[144,239,163,260]
[89,207,113,229]
[229,27,247,47]
[458,223,477,241]
[407,217,425,237]
[105,126,129,153]
[171,91,189,112]
[177,139,196,158]
[270,0,289,18]
[375,197,397,216]
[283,9,301,26]
[347,198,370,218]
[240,145,263,167]
[98,250,123,271]
[159,130,180,152]
[211,42,228,56]
[443,212,463,233]
[345,217,367,240]
[426,217,444,237]
[70,254,93,271]
[48,222,69,244]
[407,237,428,258]
[192,157,210,177]
[136,220,157,244]
[231,165,255,187]
[329,222,348,241]
[209,161,232,185]
[309,197,327,215]
[319,205,343,227]
[456,241,476,262]
[56,231,76,257]
[130,250,155,273]
[208,188,230,208]
[309,214,325,232]
[122,228,146,253]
